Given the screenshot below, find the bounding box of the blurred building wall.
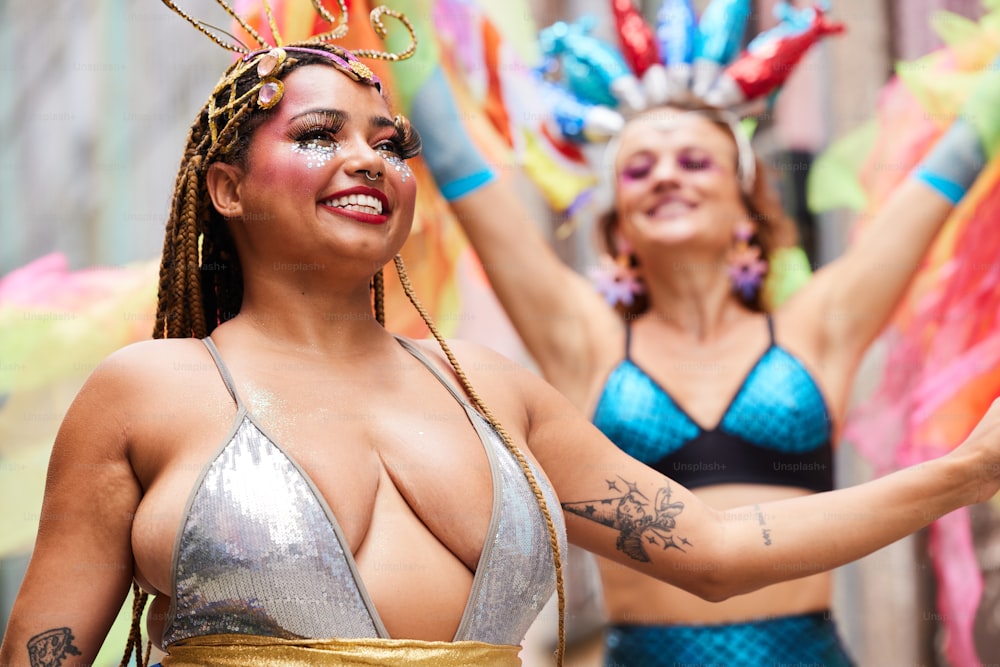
[0,0,228,274]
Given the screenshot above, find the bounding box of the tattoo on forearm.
[562,478,690,562]
[753,504,772,546]
[26,627,82,667]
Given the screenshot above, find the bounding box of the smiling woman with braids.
[4,3,1000,667]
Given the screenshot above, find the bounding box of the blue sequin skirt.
[604,611,855,667]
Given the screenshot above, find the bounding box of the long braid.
[154,163,194,338]
[182,155,207,338]
[392,255,568,666]
[372,267,385,326]
[155,135,207,338]
[154,92,260,338]
[153,220,177,338]
[154,109,209,338]
[154,135,197,339]
[170,160,200,337]
[118,583,149,667]
[198,102,259,330]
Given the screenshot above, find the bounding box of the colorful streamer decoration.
[1,254,159,556]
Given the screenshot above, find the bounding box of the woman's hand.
[947,396,1000,505]
[406,66,497,201]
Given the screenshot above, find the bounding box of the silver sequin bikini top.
[161,336,565,648]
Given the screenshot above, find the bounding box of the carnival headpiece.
[160,0,417,147]
[535,0,844,192]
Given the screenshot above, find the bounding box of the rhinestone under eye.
[291,140,339,169]
[384,155,412,183]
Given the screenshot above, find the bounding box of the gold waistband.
[161,634,522,666]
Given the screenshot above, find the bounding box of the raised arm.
[448,180,617,386]
[517,353,1000,600]
[403,56,619,391]
[0,362,140,667]
[792,55,1000,371]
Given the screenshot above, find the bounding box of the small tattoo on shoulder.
[562,478,691,562]
[753,504,772,546]
[27,627,82,667]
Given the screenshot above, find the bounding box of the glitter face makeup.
[286,108,416,181]
[384,154,412,183]
[292,139,340,169]
[287,109,344,169]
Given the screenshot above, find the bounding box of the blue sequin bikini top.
[161,337,564,648]
[592,316,834,492]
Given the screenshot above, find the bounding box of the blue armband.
[911,117,986,204]
[410,68,497,201]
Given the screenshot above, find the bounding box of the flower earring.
[728,220,768,301]
[590,237,644,307]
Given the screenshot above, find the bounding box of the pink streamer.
[930,509,984,667]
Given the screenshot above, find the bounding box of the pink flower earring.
[590,238,644,307]
[728,220,767,301]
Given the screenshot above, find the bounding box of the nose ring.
[363,169,382,182]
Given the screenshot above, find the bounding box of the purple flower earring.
[590,238,644,307]
[728,220,767,301]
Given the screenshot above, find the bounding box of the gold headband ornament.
[160,0,417,145]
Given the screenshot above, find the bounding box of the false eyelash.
[286,110,346,142]
[392,115,422,160]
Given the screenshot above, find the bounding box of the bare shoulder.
[69,338,225,442]
[405,336,542,427]
[406,337,530,372]
[81,338,214,401]
[95,337,208,373]
[408,336,578,409]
